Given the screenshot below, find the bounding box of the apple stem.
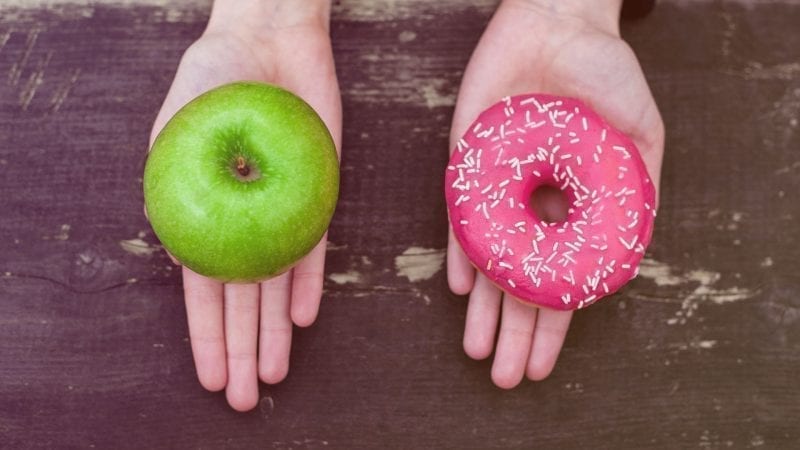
[236,156,250,177]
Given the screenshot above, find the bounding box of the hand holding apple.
[146,0,341,411]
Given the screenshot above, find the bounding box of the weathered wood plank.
[0,1,798,448]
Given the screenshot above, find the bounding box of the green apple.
[143,82,339,283]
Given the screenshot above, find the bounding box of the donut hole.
[530,185,569,224]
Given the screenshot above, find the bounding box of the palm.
[149,26,341,411]
[448,3,663,388]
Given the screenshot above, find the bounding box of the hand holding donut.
[447,0,665,388]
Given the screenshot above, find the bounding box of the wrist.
[500,0,623,36]
[206,0,331,39]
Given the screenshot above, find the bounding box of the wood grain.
[0,0,798,448]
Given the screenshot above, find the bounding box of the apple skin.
[143,82,339,283]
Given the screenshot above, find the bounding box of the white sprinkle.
[581,117,588,131]
[546,252,557,264]
[601,129,607,142]
[563,252,576,265]
[494,147,504,166]
[481,203,489,219]
[507,279,516,288]
[498,261,514,270]
[613,146,631,159]
[617,235,635,250]
[459,219,469,225]
[486,259,493,270]
[455,195,470,206]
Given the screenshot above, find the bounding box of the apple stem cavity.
[230,155,261,182]
[236,156,250,176]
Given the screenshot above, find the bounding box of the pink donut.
[445,94,656,310]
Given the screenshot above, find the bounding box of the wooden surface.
[1,0,799,448]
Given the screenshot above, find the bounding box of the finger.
[463,274,502,360]
[491,295,538,389]
[183,267,226,391]
[526,308,573,381]
[447,229,475,295]
[259,272,293,384]
[223,283,260,412]
[290,235,327,327]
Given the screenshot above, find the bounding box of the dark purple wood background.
[1,0,798,448]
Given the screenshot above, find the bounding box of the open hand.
[147,2,341,411]
[448,0,664,388]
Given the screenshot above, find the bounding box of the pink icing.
[445,94,656,310]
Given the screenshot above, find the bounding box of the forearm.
[206,0,331,36]
[501,0,623,35]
